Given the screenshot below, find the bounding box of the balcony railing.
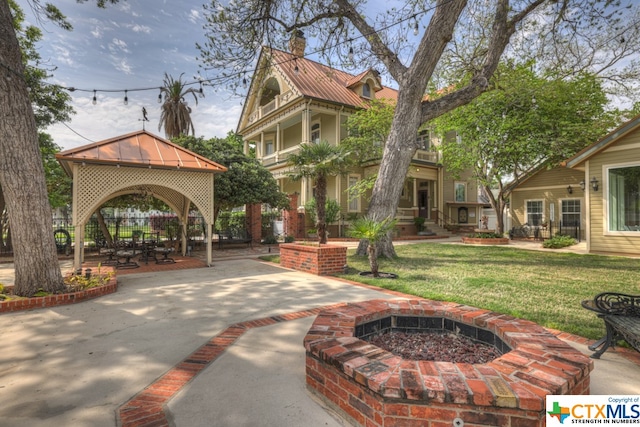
[261,144,301,167]
[248,90,294,124]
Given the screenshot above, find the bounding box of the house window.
[454,182,466,202]
[362,83,371,98]
[526,200,543,226]
[561,199,581,226]
[311,123,320,144]
[265,140,274,155]
[348,175,360,212]
[608,165,640,231]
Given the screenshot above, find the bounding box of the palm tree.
[158,73,199,139]
[347,216,397,277]
[287,141,350,244]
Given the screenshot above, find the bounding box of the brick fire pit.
[304,299,593,427]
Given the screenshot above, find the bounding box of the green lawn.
[263,243,640,340]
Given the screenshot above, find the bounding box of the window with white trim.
[265,140,274,155]
[526,200,543,226]
[311,122,320,144]
[454,182,466,202]
[561,199,581,227]
[608,165,640,232]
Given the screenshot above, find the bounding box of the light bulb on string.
[348,46,354,62]
[124,90,128,105]
[199,82,204,97]
[157,89,162,103]
[413,17,419,36]
[92,90,97,105]
[242,75,247,89]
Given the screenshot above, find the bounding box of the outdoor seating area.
[98,232,176,269]
[582,292,640,358]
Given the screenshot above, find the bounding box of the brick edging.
[0,271,117,314]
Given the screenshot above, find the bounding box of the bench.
[217,229,252,249]
[581,292,640,358]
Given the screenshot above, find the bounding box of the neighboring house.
[565,113,640,256]
[510,113,640,256]
[236,34,488,236]
[509,166,586,239]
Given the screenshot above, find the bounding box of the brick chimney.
[289,30,306,57]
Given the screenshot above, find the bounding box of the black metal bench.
[581,292,640,358]
[217,229,252,249]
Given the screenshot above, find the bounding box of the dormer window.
[362,83,371,98]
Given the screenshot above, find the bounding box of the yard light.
[591,176,599,191]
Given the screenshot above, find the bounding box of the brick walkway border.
[116,277,640,427]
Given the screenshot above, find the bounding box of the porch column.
[412,178,418,209]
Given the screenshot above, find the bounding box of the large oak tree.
[0,0,117,296]
[198,0,640,257]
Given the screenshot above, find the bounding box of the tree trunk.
[316,174,327,244]
[96,209,113,247]
[484,184,507,235]
[364,87,423,258]
[0,186,5,250]
[0,1,64,296]
[368,244,379,277]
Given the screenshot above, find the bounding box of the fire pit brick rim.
[304,298,593,412]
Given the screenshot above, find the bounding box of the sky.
[18,0,243,151]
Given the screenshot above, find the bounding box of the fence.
[1,212,284,257]
[508,221,582,242]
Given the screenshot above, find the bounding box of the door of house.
[418,190,429,218]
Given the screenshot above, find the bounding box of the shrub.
[284,235,295,243]
[543,235,577,249]
[470,232,504,239]
[262,235,278,245]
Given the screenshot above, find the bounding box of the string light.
[48,8,433,97]
[199,82,205,97]
[92,90,97,105]
[242,75,247,89]
[413,16,419,36]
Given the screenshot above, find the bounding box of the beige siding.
[511,168,585,228]
[587,130,640,256]
[282,122,302,150]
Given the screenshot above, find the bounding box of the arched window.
[362,83,371,98]
[259,77,281,107]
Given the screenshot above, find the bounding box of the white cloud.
[188,9,201,24]
[52,44,75,67]
[130,24,151,33]
[110,38,130,53]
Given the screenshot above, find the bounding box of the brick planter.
[279,243,347,275]
[0,269,117,314]
[462,236,510,245]
[304,299,593,427]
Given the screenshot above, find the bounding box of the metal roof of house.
[269,48,398,108]
[56,130,227,176]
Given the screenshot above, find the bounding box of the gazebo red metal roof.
[56,130,227,175]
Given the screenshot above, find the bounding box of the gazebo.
[56,130,227,268]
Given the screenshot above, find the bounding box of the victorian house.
[237,34,489,237]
